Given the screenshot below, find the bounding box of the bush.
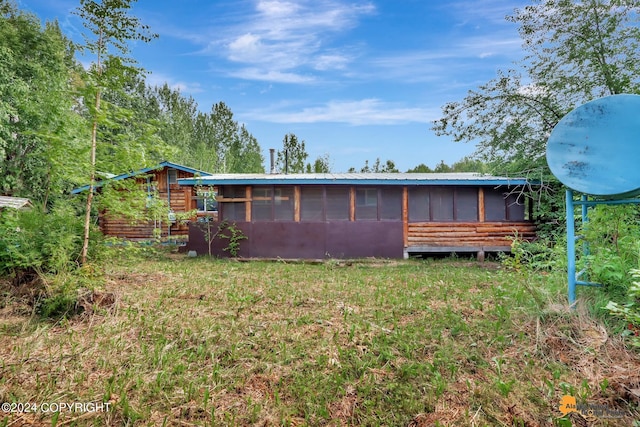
[0,202,89,276]
[580,204,640,298]
[0,202,103,318]
[606,269,640,348]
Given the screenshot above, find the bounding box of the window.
[455,188,478,221]
[274,186,294,221]
[326,187,350,221]
[408,187,430,222]
[219,186,246,222]
[506,193,525,221]
[168,169,178,184]
[430,187,454,221]
[380,187,402,220]
[222,202,245,221]
[356,188,378,220]
[484,188,526,221]
[408,187,478,222]
[252,186,272,221]
[301,186,324,221]
[194,188,217,212]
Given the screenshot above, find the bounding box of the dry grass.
[0,254,639,426]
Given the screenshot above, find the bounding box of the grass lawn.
[1,253,639,426]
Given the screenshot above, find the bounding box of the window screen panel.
[380,187,402,220]
[274,186,294,221]
[408,187,430,222]
[430,187,454,221]
[252,186,272,221]
[484,188,507,221]
[455,187,478,221]
[220,186,246,199]
[168,169,178,184]
[222,202,245,221]
[356,188,378,220]
[326,187,349,221]
[301,186,324,221]
[506,193,525,221]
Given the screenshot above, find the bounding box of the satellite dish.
[546,94,640,198]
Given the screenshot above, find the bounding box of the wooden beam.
[294,185,300,222]
[478,187,485,222]
[402,186,408,247]
[184,188,193,211]
[216,197,251,202]
[349,187,356,221]
[245,186,252,222]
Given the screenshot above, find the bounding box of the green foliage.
[502,237,564,272]
[581,205,640,297]
[605,269,640,348]
[277,133,308,173]
[433,0,640,228]
[406,157,487,174]
[217,221,247,257]
[348,157,398,173]
[0,203,89,276]
[406,163,433,173]
[306,153,332,173]
[0,2,82,202]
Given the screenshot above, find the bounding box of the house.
[72,161,217,240]
[177,173,537,259]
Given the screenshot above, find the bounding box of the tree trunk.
[80,90,101,265]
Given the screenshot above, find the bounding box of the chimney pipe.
[269,148,276,174]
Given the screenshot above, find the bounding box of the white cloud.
[145,72,204,94]
[218,0,375,81]
[245,99,438,125]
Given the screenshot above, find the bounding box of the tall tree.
[432,0,640,179]
[306,153,331,173]
[0,2,80,202]
[406,163,433,173]
[74,0,157,264]
[234,124,265,173]
[348,158,398,173]
[276,133,308,173]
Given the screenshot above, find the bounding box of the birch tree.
[432,0,640,178]
[74,0,157,264]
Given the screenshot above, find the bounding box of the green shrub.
[606,269,640,348]
[580,204,640,298]
[503,237,563,271]
[0,203,89,276]
[0,202,103,318]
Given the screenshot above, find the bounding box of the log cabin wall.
[404,186,537,259]
[406,221,537,251]
[98,167,211,240]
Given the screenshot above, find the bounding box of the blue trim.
[71,161,212,194]
[178,177,531,187]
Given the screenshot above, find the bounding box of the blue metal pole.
[581,194,589,257]
[567,189,576,306]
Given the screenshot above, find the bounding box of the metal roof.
[178,172,532,187]
[0,196,32,209]
[71,161,213,194]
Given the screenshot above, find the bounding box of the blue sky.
[20,0,529,173]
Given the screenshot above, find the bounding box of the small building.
[178,173,537,259]
[0,196,32,210]
[72,161,217,240]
